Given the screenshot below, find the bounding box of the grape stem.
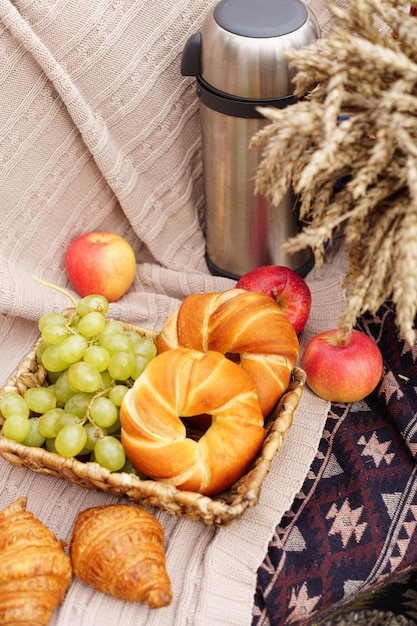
[32,275,78,308]
[85,386,116,424]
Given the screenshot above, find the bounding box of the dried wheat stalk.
[252,0,417,344]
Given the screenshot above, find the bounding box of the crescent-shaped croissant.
[0,496,72,626]
[69,504,172,609]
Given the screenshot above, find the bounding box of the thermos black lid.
[213,0,308,38]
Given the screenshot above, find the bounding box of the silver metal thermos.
[181,0,320,279]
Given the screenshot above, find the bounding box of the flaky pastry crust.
[70,504,172,609]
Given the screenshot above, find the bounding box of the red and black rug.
[253,302,417,625]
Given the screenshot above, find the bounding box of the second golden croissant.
[70,503,172,609]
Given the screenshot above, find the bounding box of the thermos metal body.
[201,106,309,278]
[181,0,320,279]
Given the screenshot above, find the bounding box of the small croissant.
[69,504,172,609]
[0,496,72,626]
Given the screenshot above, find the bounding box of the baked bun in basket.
[156,289,300,416]
[120,348,265,496]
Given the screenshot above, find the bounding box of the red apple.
[236,265,311,334]
[301,329,383,402]
[65,232,136,302]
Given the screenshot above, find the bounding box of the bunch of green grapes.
[0,294,156,474]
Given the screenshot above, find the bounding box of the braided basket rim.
[0,317,305,527]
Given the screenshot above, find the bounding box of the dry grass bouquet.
[252,0,417,344]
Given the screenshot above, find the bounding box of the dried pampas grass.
[252,0,417,344]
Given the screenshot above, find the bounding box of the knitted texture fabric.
[0,1,350,625]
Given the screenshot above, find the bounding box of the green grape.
[132,355,149,380]
[83,345,111,372]
[24,387,56,414]
[98,320,124,340]
[120,458,147,478]
[77,311,106,338]
[131,339,156,379]
[41,345,69,372]
[106,415,121,435]
[38,312,67,332]
[58,334,88,364]
[100,333,133,355]
[94,436,126,471]
[67,362,103,393]
[2,414,30,442]
[45,437,58,453]
[120,458,137,474]
[76,294,109,317]
[46,371,64,384]
[132,337,157,360]
[55,412,82,433]
[89,396,119,428]
[41,323,69,345]
[83,422,107,451]
[38,408,64,438]
[64,393,92,419]
[123,330,144,346]
[108,385,128,407]
[36,339,52,363]
[55,423,88,457]
[21,417,46,447]
[108,351,136,380]
[54,371,77,404]
[101,370,113,388]
[0,392,30,419]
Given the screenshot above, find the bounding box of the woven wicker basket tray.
[0,320,305,527]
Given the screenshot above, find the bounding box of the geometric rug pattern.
[253,303,417,625]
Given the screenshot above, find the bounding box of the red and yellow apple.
[65,232,136,302]
[236,265,312,334]
[301,328,383,402]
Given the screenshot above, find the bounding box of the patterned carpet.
[253,303,417,625]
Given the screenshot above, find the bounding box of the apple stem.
[32,274,78,308]
[272,289,281,306]
[339,326,352,346]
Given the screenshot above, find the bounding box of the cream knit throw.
[0,1,349,624]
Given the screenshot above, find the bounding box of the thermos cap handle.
[181,32,201,77]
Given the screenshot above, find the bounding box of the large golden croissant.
[0,496,72,626]
[120,347,265,495]
[70,504,172,609]
[157,288,300,416]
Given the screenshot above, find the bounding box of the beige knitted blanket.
[0,1,353,624]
